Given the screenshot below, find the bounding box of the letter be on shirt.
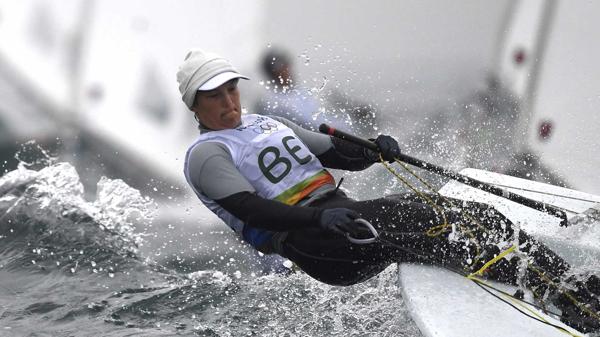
[258,136,312,184]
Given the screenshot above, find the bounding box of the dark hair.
[261,48,291,81]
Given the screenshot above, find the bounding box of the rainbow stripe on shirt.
[274,170,335,205]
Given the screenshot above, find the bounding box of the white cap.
[198,71,245,91]
[176,49,249,108]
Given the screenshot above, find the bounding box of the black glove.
[364,135,401,162]
[319,208,362,236]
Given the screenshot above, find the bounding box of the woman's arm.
[270,116,375,171]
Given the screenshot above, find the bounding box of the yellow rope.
[379,157,449,230]
[392,157,489,235]
[529,264,600,323]
[469,277,583,337]
[380,156,482,263]
[468,245,516,278]
[377,154,599,333]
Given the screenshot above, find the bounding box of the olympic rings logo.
[251,121,279,134]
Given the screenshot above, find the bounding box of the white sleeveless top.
[184,114,334,247]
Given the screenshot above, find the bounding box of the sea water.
[0,161,422,337]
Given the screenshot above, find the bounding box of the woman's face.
[192,79,242,130]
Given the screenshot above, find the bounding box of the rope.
[375,234,583,336]
[375,154,599,334]
[470,278,583,337]
[380,156,483,264]
[487,181,600,206]
[529,264,600,323]
[468,245,516,278]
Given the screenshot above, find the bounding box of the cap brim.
[198,71,249,91]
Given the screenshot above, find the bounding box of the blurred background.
[2,1,600,335]
[1,0,599,267]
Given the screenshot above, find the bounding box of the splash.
[105,264,420,337]
[13,140,57,170]
[87,176,155,248]
[0,160,155,272]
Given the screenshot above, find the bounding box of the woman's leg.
[281,227,395,286]
[344,193,599,332]
[279,192,470,285]
[286,192,572,285]
[279,192,599,332]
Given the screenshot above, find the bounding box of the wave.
[0,162,154,274]
[0,161,420,337]
[2,148,599,336]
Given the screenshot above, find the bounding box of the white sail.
[495,0,600,195]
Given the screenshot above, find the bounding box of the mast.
[517,0,557,147]
[62,0,95,163]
